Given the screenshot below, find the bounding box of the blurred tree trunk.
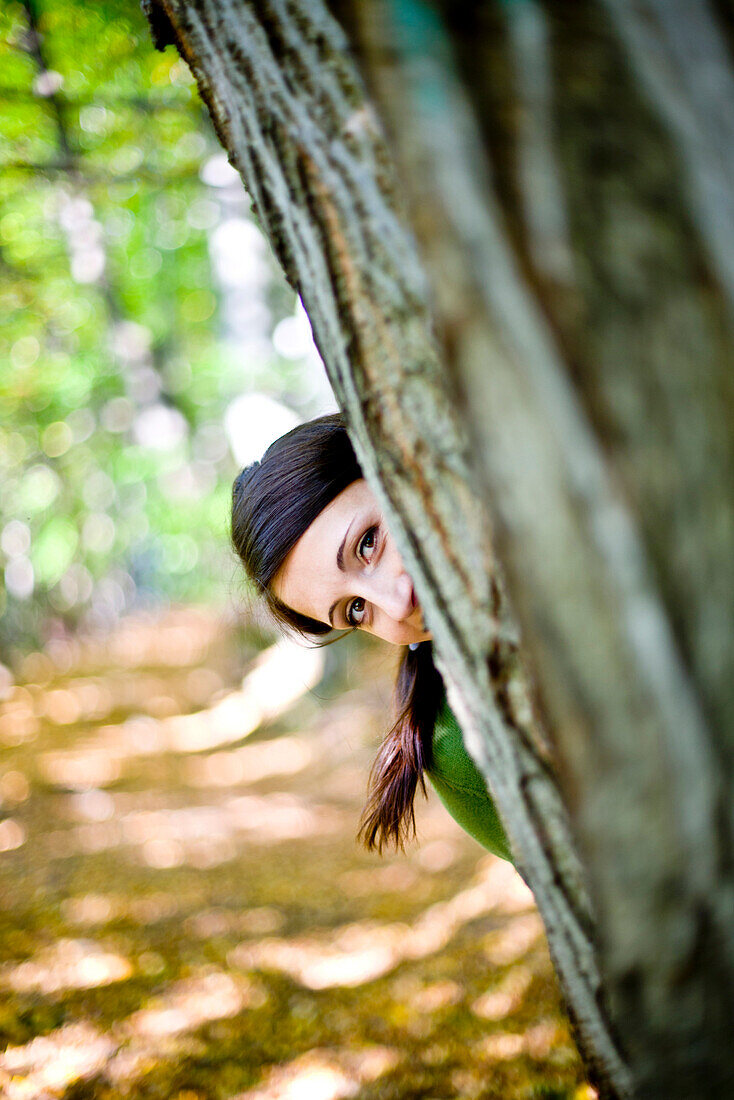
[144,2,734,1097]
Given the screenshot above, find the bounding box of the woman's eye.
[346,596,366,627]
[358,526,378,563]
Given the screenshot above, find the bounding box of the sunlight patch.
[2,939,133,995]
[125,972,255,1039]
[185,735,313,788]
[0,1023,114,1095]
[0,818,25,852]
[475,1020,571,1063]
[167,639,323,753]
[472,964,533,1020]
[483,913,544,967]
[0,971,266,1093]
[230,859,528,989]
[37,639,324,790]
[43,791,345,869]
[230,1046,399,1100]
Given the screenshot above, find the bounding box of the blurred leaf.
[32,516,79,585]
[0,0,326,658]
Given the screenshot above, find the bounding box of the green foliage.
[0,0,320,660]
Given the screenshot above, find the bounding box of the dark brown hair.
[231,413,444,851]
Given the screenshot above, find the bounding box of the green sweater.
[426,701,513,863]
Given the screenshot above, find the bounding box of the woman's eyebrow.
[336,532,347,572]
[328,517,356,626]
[336,515,357,574]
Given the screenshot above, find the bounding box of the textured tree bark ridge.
[345,2,734,1096]
[144,1,734,1097]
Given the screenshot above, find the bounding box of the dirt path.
[0,608,588,1099]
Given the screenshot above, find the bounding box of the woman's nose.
[371,571,414,622]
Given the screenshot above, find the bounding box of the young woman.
[231,413,511,862]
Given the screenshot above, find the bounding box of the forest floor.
[0,607,590,1100]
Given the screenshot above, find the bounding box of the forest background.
[0,4,584,1099]
[1,0,336,660]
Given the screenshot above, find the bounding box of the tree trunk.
[144,2,734,1096]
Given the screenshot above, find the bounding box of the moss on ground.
[0,610,587,1099]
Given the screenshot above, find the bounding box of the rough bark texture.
[144,2,734,1097]
[341,2,734,1095]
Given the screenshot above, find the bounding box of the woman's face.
[272,478,432,646]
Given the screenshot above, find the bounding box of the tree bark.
[342,4,734,1096]
[144,1,734,1096]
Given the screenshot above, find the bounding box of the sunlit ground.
[0,607,591,1099]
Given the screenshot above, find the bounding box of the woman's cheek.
[371,618,406,646]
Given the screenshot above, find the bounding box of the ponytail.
[358,642,444,852]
